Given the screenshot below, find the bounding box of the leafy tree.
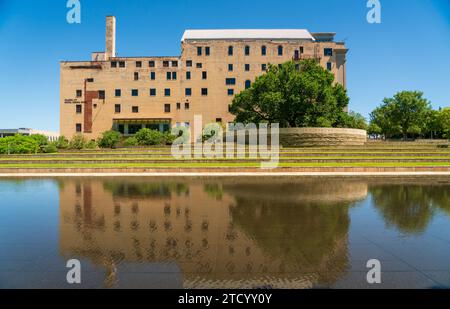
[0,135,40,154]
[68,134,86,150]
[30,134,49,151]
[97,130,121,149]
[56,136,69,149]
[135,128,165,146]
[337,111,368,130]
[437,107,450,139]
[229,60,350,128]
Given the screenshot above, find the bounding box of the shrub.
[124,136,138,147]
[85,140,98,149]
[42,142,58,153]
[56,136,69,149]
[0,135,40,154]
[163,132,178,145]
[30,134,49,151]
[135,128,165,146]
[68,134,86,150]
[97,130,121,148]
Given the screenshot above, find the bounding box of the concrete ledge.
[279,127,367,147]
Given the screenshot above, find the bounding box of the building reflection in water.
[58,177,369,288]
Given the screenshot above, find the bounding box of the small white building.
[0,128,60,142]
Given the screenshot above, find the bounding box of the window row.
[111,60,179,69]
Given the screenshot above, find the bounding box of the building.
[60,16,348,139]
[0,128,60,142]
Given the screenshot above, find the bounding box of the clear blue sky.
[0,0,449,132]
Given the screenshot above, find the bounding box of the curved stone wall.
[279,127,367,147]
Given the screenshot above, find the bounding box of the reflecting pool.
[0,177,450,289]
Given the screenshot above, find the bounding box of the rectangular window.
[118,124,124,134]
[76,89,82,97]
[119,61,125,68]
[261,64,267,71]
[205,47,210,56]
[172,72,177,80]
[115,89,121,97]
[227,89,234,96]
[164,104,171,113]
[196,63,202,68]
[201,88,208,96]
[202,71,207,80]
[228,64,233,71]
[226,78,236,85]
[185,103,190,110]
[245,46,250,56]
[216,118,222,123]
[324,48,333,56]
[164,89,171,96]
[86,78,94,83]
[186,60,192,67]
[300,46,304,54]
[150,88,156,96]
[134,72,139,81]
[185,88,192,96]
[167,72,172,80]
[115,104,121,113]
[76,123,82,133]
[186,71,191,80]
[245,64,250,71]
[76,104,82,114]
[150,72,156,80]
[176,103,181,110]
[132,106,139,113]
[228,46,234,56]
[131,89,138,97]
[197,46,202,56]
[149,60,155,67]
[172,61,178,67]
[136,61,142,67]
[111,61,117,68]
[327,62,332,71]
[163,61,170,67]
[98,90,105,99]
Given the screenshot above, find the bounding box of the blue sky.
[0,0,449,132]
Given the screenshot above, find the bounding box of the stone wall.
[279,127,367,147]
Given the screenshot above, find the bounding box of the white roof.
[181,29,315,42]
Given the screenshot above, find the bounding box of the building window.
[185,103,190,110]
[196,63,202,68]
[136,61,142,67]
[132,106,139,113]
[216,118,222,123]
[202,71,207,80]
[76,123,82,132]
[111,61,117,68]
[228,46,233,56]
[205,47,210,56]
[261,45,267,56]
[164,104,171,113]
[227,89,234,96]
[166,72,172,80]
[300,46,304,54]
[185,88,192,96]
[172,61,178,67]
[225,78,236,85]
[164,89,171,96]
[119,61,125,68]
[228,64,233,71]
[163,61,170,67]
[118,124,124,134]
[134,72,139,81]
[324,48,333,56]
[76,90,82,97]
[186,71,191,80]
[278,45,283,56]
[261,64,267,71]
[93,104,97,109]
[172,72,177,80]
[131,89,138,97]
[201,88,208,96]
[245,80,251,89]
[115,89,121,97]
[327,62,332,71]
[176,103,181,110]
[98,90,105,99]
[149,60,155,67]
[186,60,192,67]
[197,46,202,56]
[76,104,82,114]
[245,64,250,71]
[86,78,94,83]
[150,88,156,96]
[150,72,156,80]
[115,104,121,113]
[245,45,250,56]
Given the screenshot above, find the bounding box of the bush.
[124,136,138,147]
[0,135,40,154]
[85,140,98,149]
[42,142,58,153]
[97,130,121,149]
[56,136,69,149]
[30,134,49,151]
[135,128,165,146]
[68,134,86,150]
[163,132,178,145]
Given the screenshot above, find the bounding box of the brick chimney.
[105,16,116,60]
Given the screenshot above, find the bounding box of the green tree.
[68,134,86,150]
[229,60,350,128]
[56,136,69,149]
[135,128,165,146]
[437,107,450,139]
[97,130,121,148]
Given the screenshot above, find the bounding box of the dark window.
[115,104,121,113]
[132,106,139,113]
[261,45,267,56]
[216,118,222,123]
[131,89,138,97]
[261,64,267,71]
[119,61,125,68]
[76,104,82,114]
[134,72,139,80]
[128,124,142,135]
[245,80,251,89]
[327,62,332,71]
[93,104,97,109]
[245,45,250,56]
[294,50,300,60]
[196,63,202,68]
[136,61,142,67]
[185,88,192,96]
[164,89,171,96]
[76,89,82,97]
[185,103,190,110]
[115,89,121,97]
[186,60,192,67]
[202,71,207,80]
[167,72,172,80]
[324,48,333,56]
[227,89,234,96]
[86,78,94,83]
[164,104,171,113]
[118,124,124,134]
[228,64,233,71]
[172,72,177,80]
[186,71,191,80]
[245,64,250,71]
[225,78,236,85]
[201,88,208,96]
[150,88,156,96]
[98,90,105,99]
[176,102,181,110]
[149,60,155,67]
[172,61,178,67]
[228,46,233,56]
[150,72,156,80]
[111,61,117,68]
[76,123,82,132]
[197,47,202,56]
[205,47,210,56]
[300,46,304,54]
[278,45,283,56]
[163,61,170,67]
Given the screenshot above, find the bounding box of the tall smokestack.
[105,16,116,60]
